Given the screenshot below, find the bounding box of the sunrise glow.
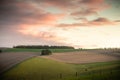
[0,0,120,49]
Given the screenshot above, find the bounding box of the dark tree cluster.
[13,45,74,49]
[0,49,2,53]
[41,49,52,55]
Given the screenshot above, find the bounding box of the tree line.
[13,45,74,49]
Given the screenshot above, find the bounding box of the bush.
[41,49,52,55]
[0,49,2,53]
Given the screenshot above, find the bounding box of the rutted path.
[0,52,39,74]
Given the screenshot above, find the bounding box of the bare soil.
[0,52,39,74]
[0,50,120,74]
[42,51,120,64]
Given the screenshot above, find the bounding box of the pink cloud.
[80,0,104,5]
[71,8,98,16]
[80,0,109,9]
[23,13,64,25]
[17,2,65,25]
[33,0,109,18]
[18,25,66,43]
[0,0,65,26]
[41,0,109,10]
[115,20,120,22]
[0,0,111,27]
[89,17,116,25]
[57,17,119,27]
[35,0,77,10]
[70,0,110,17]
[57,23,88,27]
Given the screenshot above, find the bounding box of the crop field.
[0,52,39,74]
[0,57,120,80]
[43,51,120,64]
[0,49,120,80]
[0,48,80,74]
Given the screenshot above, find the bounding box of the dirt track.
[0,52,39,74]
[42,51,120,64]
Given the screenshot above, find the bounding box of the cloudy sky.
[0,0,120,48]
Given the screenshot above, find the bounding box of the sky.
[0,0,120,49]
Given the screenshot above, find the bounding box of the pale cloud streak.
[71,8,98,17]
[57,17,120,27]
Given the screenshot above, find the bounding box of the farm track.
[0,52,40,74]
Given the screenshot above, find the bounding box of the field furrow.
[0,52,39,74]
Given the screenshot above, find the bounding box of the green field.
[2,48,81,53]
[1,57,120,80]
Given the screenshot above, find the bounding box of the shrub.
[0,49,2,53]
[41,49,52,55]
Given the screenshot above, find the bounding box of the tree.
[41,49,52,55]
[0,49,2,53]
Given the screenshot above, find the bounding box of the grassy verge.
[1,57,120,80]
[2,48,81,53]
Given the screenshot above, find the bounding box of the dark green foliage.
[41,49,52,55]
[13,45,74,49]
[0,49,2,53]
